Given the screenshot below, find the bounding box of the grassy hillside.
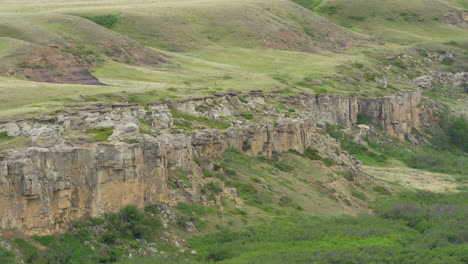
[0,0,466,119]
[294,0,468,44]
[0,1,467,262]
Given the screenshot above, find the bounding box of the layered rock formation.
[0,90,432,234]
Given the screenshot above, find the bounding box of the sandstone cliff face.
[0,91,431,234]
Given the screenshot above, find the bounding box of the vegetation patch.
[187,190,468,264]
[62,45,104,66]
[0,132,14,142]
[86,127,114,142]
[31,235,55,247]
[326,124,388,165]
[170,108,230,130]
[373,186,391,196]
[365,112,467,174]
[357,113,372,125]
[168,167,192,188]
[0,247,15,264]
[81,14,120,29]
[240,112,253,120]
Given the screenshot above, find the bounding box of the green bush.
[357,113,372,125]
[339,170,355,181]
[351,190,367,201]
[31,235,55,246]
[441,57,454,65]
[291,0,323,10]
[240,112,253,120]
[373,186,391,196]
[201,182,222,195]
[303,147,322,160]
[0,131,13,142]
[106,205,161,241]
[169,167,193,188]
[326,124,386,165]
[139,119,152,126]
[322,157,335,167]
[187,190,468,264]
[272,159,295,172]
[176,202,216,216]
[0,248,15,264]
[202,168,214,178]
[62,45,103,65]
[406,149,467,175]
[347,15,366,21]
[81,14,120,29]
[13,238,39,263]
[444,115,467,153]
[316,4,342,15]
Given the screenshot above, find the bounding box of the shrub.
[62,45,103,65]
[440,57,454,65]
[322,157,335,167]
[352,190,367,201]
[31,235,55,246]
[445,115,467,153]
[139,119,152,126]
[272,159,295,172]
[316,4,342,15]
[326,124,386,165]
[0,131,13,142]
[144,204,160,215]
[202,168,214,178]
[291,0,324,10]
[201,182,223,195]
[340,170,355,181]
[176,202,215,216]
[406,149,467,175]
[373,186,391,195]
[169,167,193,188]
[240,112,253,120]
[81,14,120,29]
[303,147,322,160]
[347,15,366,21]
[0,248,15,264]
[13,238,39,263]
[357,113,372,125]
[106,205,161,241]
[352,62,364,69]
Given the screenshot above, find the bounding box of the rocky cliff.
[0,90,432,234]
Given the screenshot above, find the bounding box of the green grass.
[0,0,464,120]
[12,190,467,264]
[169,167,193,188]
[186,190,468,264]
[175,202,217,216]
[171,108,230,130]
[307,0,468,45]
[217,148,344,216]
[0,132,14,142]
[326,124,388,165]
[86,127,114,142]
[31,235,55,247]
[0,247,15,264]
[364,112,468,175]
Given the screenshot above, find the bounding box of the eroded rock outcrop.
[0,91,432,234]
